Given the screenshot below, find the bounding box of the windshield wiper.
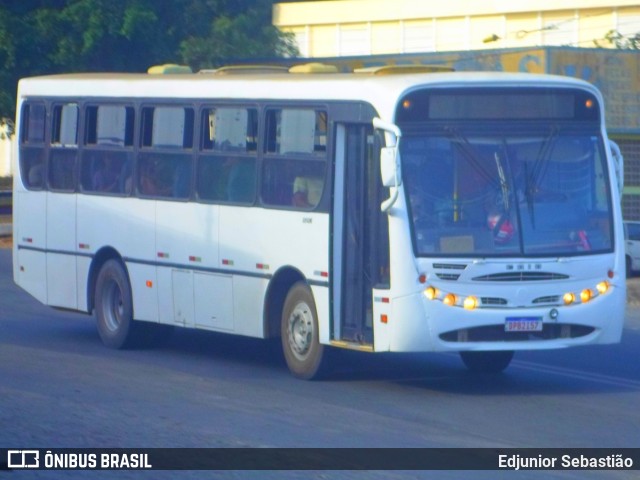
[494,151,510,211]
[445,127,499,189]
[528,127,558,195]
[524,127,559,229]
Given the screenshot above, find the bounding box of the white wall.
[0,121,13,177]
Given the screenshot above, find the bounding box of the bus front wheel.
[281,282,326,380]
[95,259,136,349]
[459,350,514,373]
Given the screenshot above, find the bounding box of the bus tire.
[281,282,326,380]
[95,259,136,349]
[459,350,514,373]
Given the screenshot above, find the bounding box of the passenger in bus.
[92,155,120,192]
[139,158,171,196]
[292,175,323,208]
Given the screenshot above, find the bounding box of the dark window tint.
[19,103,47,189]
[262,158,325,208]
[49,103,79,191]
[21,103,46,144]
[137,154,192,199]
[48,150,77,191]
[197,157,256,203]
[20,149,45,189]
[81,151,133,195]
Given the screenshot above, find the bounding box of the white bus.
[13,65,626,379]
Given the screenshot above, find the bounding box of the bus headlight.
[563,292,575,305]
[596,281,609,295]
[580,289,593,303]
[424,286,438,300]
[463,296,478,310]
[443,293,457,306]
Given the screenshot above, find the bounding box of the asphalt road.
[1,248,639,480]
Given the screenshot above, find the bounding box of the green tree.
[180,0,298,69]
[0,0,297,119]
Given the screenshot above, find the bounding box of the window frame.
[196,104,260,206]
[48,102,80,193]
[261,105,330,211]
[19,101,48,191]
[80,103,136,196]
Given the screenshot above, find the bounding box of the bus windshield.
[401,123,613,257]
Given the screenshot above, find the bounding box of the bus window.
[81,105,135,195]
[202,107,258,152]
[85,105,134,147]
[138,105,194,199]
[137,154,191,199]
[197,107,258,204]
[81,151,133,194]
[19,103,46,189]
[265,108,327,155]
[22,103,46,144]
[51,104,78,146]
[262,158,325,208]
[49,103,78,191]
[49,150,77,191]
[197,156,256,203]
[263,108,328,209]
[141,106,194,149]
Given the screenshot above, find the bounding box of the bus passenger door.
[332,124,389,345]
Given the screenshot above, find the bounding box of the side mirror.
[380,146,400,188]
[609,140,624,199]
[373,118,402,212]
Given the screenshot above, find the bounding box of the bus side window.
[137,105,194,199]
[19,103,47,190]
[262,107,328,210]
[22,150,45,189]
[49,103,79,192]
[197,106,257,204]
[81,104,135,195]
[80,151,132,194]
[262,158,325,208]
[196,156,255,203]
[49,150,77,191]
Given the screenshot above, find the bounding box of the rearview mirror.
[609,140,624,199]
[373,118,402,212]
[380,146,400,188]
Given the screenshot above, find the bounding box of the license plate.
[505,317,543,332]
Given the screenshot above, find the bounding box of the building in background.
[273,0,640,57]
[273,0,640,219]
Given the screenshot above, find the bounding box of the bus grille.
[532,295,561,304]
[472,272,569,282]
[433,263,467,281]
[480,297,508,306]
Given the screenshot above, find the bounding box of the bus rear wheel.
[95,259,136,349]
[281,282,326,380]
[459,350,514,373]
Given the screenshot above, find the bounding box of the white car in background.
[624,221,640,277]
